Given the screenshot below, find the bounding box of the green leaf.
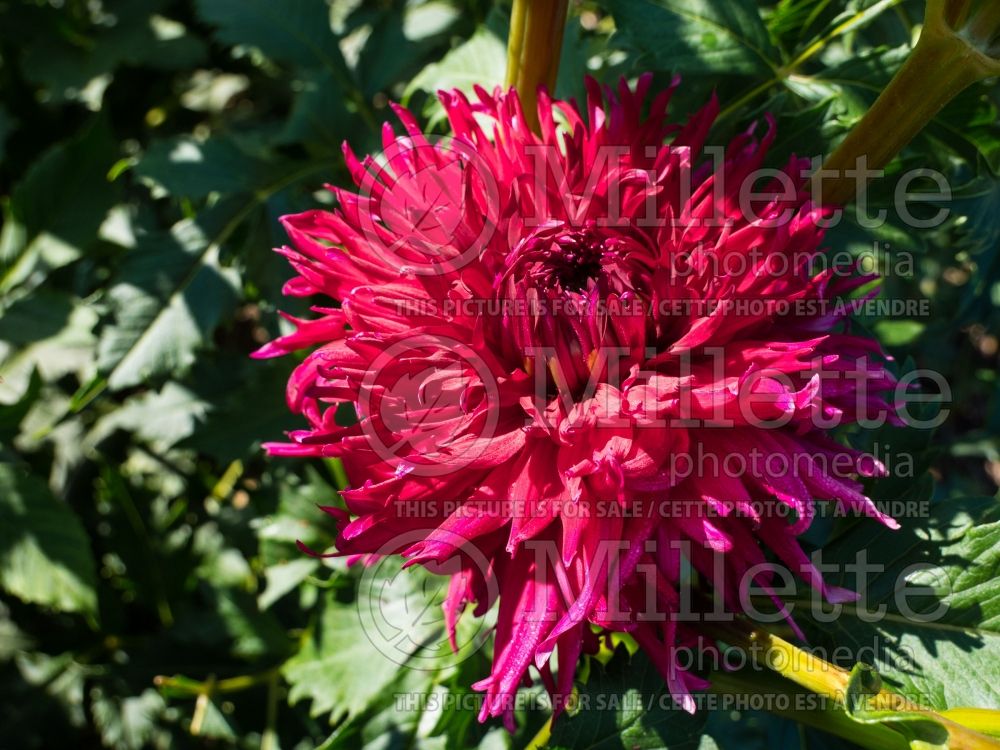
[21,1,206,109]
[279,69,356,150]
[926,84,1000,174]
[0,610,32,661]
[180,356,300,463]
[317,666,480,750]
[258,557,319,611]
[169,584,291,661]
[404,0,463,43]
[351,0,460,98]
[194,0,350,76]
[96,205,242,391]
[283,565,450,723]
[547,647,707,750]
[0,119,119,294]
[314,597,499,750]
[800,497,1000,711]
[604,0,779,76]
[0,292,97,404]
[764,96,837,168]
[94,382,211,451]
[843,665,950,750]
[0,463,98,617]
[0,370,41,444]
[785,45,906,112]
[192,695,240,741]
[89,687,172,750]
[255,466,341,566]
[874,320,925,347]
[10,651,90,729]
[135,136,283,200]
[801,0,912,63]
[406,25,507,103]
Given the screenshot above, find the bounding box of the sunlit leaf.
[97,204,242,390]
[605,0,779,76]
[0,464,98,616]
[0,119,118,295]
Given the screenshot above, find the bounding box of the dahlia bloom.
[256,75,899,726]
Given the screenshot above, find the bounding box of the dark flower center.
[491,223,659,397]
[540,233,606,291]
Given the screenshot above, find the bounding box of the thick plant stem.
[711,671,911,750]
[819,0,1000,205]
[742,629,852,696]
[744,630,1000,750]
[505,0,569,133]
[820,27,977,203]
[967,2,1000,46]
[942,709,1000,738]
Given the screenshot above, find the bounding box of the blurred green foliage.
[0,0,998,748]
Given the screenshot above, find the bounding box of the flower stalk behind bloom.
[506,0,569,133]
[820,0,1000,204]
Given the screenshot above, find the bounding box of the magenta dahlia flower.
[256,75,900,726]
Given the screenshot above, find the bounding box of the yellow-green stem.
[154,668,280,696]
[748,630,1000,750]
[711,671,911,750]
[525,716,553,750]
[747,630,852,697]
[820,0,1000,204]
[943,709,1000,739]
[505,0,569,133]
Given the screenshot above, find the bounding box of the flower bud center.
[493,223,657,396]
